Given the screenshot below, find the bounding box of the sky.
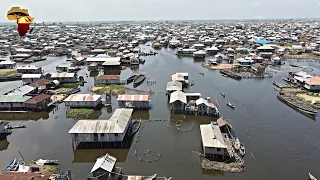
[1,0,320,22]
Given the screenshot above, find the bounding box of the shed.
[91,153,120,180]
[95,75,120,85]
[25,94,51,111]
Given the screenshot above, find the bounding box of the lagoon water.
[0,46,320,180]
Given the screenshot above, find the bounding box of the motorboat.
[227,102,234,108]
[221,92,225,97]
[33,159,59,166]
[4,159,17,171]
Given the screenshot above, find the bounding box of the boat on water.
[199,72,204,76]
[128,120,141,136]
[221,92,225,97]
[127,74,138,84]
[273,81,283,88]
[239,142,245,157]
[234,138,240,150]
[6,125,26,129]
[227,102,234,108]
[133,74,146,88]
[33,159,59,166]
[145,174,157,180]
[277,93,317,117]
[4,159,16,171]
[309,173,317,180]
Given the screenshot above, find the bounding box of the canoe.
[277,93,317,117]
[133,74,146,88]
[6,125,26,129]
[33,159,59,166]
[127,74,138,84]
[309,173,317,180]
[221,92,225,97]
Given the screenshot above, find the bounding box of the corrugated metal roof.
[91,153,116,173]
[51,72,76,78]
[21,74,42,78]
[169,90,187,104]
[68,108,133,134]
[0,95,31,102]
[200,123,226,148]
[25,94,51,104]
[8,85,35,96]
[117,95,149,102]
[64,94,101,102]
[16,65,41,70]
[0,84,19,95]
[166,81,182,91]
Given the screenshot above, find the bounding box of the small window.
[115,133,118,137]
[217,148,221,152]
[94,133,98,141]
[101,133,104,137]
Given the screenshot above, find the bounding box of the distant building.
[251,63,265,74]
[0,95,32,110]
[21,74,43,84]
[24,94,51,111]
[0,61,16,69]
[69,108,133,149]
[51,72,77,83]
[95,75,120,85]
[169,90,187,113]
[17,65,42,74]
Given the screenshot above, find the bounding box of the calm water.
[0,46,320,180]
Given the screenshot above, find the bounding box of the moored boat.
[221,92,225,97]
[4,159,16,171]
[234,138,240,150]
[239,142,245,157]
[127,74,138,84]
[33,159,59,166]
[277,93,317,117]
[309,173,317,180]
[133,74,146,88]
[6,125,26,129]
[145,174,157,180]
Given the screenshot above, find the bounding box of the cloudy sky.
[1,0,320,22]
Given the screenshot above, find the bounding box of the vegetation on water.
[28,163,57,174]
[52,88,73,94]
[61,82,84,88]
[66,109,94,119]
[201,158,245,172]
[0,69,18,77]
[91,84,125,95]
[2,120,9,125]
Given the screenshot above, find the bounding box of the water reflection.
[72,148,129,163]
[0,112,49,120]
[0,139,9,151]
[132,110,150,120]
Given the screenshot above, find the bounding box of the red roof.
[29,79,54,88]
[96,75,120,80]
[25,94,51,104]
[117,95,149,101]
[0,172,50,180]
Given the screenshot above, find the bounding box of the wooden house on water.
[166,80,182,96]
[95,75,121,85]
[68,108,133,149]
[22,74,44,84]
[17,65,42,74]
[64,94,102,109]
[200,121,230,161]
[171,73,189,87]
[90,153,122,180]
[51,72,77,83]
[169,90,187,114]
[117,95,149,109]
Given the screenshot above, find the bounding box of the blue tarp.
[253,39,269,45]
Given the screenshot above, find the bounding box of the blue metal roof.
[253,39,269,44]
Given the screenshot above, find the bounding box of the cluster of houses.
[167,72,219,117]
[286,70,320,92]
